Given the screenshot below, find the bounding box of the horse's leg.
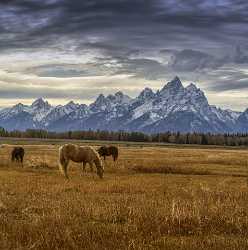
[82,161,86,172]
[80,161,86,176]
[89,162,94,172]
[63,160,69,179]
[59,159,69,179]
[11,153,15,163]
[17,156,20,165]
[81,161,87,176]
[20,155,24,167]
[58,148,70,179]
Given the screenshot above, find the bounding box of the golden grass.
[0,141,247,249]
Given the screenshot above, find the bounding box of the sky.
[0,0,248,111]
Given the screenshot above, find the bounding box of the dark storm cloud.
[233,45,248,64]
[26,56,167,80]
[0,0,248,109]
[25,63,112,77]
[1,0,248,51]
[91,56,168,80]
[205,67,248,92]
[168,49,226,72]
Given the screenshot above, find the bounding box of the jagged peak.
[115,91,124,97]
[160,76,183,94]
[106,94,115,100]
[174,76,181,82]
[96,94,105,101]
[65,101,78,107]
[13,103,24,109]
[92,94,106,105]
[167,76,183,88]
[31,98,51,109]
[90,94,108,109]
[63,101,79,111]
[138,87,155,99]
[67,100,76,105]
[142,87,153,94]
[186,83,198,92]
[110,91,132,104]
[32,98,45,105]
[14,102,24,107]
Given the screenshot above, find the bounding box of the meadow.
[0,139,247,250]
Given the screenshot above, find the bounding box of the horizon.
[0,76,244,112]
[0,1,248,111]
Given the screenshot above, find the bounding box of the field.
[0,139,248,250]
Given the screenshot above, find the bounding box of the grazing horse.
[97,146,118,162]
[58,144,104,179]
[11,147,25,166]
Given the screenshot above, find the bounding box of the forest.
[1,127,248,146]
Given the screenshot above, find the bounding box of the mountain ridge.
[0,77,246,133]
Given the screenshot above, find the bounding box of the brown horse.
[58,144,104,179]
[97,146,118,162]
[11,147,25,166]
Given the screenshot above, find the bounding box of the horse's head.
[95,152,104,178]
[97,167,104,179]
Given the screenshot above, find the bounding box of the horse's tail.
[58,146,68,178]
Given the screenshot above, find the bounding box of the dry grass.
[0,141,248,249]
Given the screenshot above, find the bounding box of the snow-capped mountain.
[0,77,246,133]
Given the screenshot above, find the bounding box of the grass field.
[0,139,248,249]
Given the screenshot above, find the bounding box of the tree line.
[1,127,248,146]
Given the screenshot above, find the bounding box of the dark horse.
[11,147,25,165]
[97,146,118,162]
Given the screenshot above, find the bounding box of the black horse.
[11,147,25,165]
[97,146,118,162]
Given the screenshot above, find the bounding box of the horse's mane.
[89,146,103,169]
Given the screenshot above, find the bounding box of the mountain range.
[0,76,248,133]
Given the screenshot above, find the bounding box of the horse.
[11,147,25,166]
[58,144,104,179]
[97,145,118,162]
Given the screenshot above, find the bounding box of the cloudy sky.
[0,0,248,111]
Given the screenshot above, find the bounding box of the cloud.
[0,1,248,110]
[0,69,160,103]
[0,0,247,53]
[168,49,225,72]
[232,45,248,64]
[203,66,248,92]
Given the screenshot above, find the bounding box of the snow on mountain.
[90,91,132,113]
[0,77,247,133]
[138,88,155,101]
[236,108,248,132]
[41,101,81,127]
[108,91,132,105]
[130,77,208,125]
[0,103,27,119]
[30,98,53,122]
